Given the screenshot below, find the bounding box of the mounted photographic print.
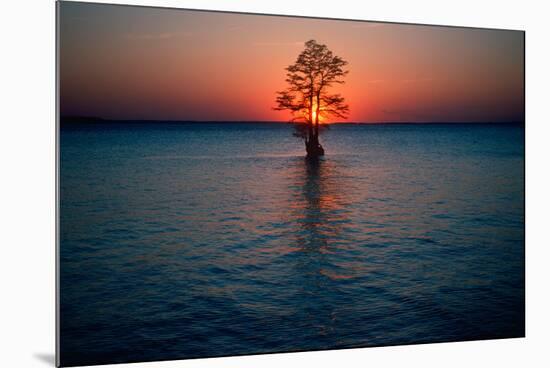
[57,1,525,366]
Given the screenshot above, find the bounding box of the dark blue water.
[60,122,524,366]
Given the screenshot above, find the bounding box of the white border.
[2,0,549,367]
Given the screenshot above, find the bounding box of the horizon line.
[60,116,525,125]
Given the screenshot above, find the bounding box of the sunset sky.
[59,2,524,123]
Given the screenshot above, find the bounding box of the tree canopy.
[274,39,350,144]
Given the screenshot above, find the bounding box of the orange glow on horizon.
[59,3,524,123]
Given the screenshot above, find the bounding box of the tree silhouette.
[274,40,349,157]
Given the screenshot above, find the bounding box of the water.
[60,122,524,366]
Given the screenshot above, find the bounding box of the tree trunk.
[305,133,324,158]
[314,93,321,139]
[308,94,314,141]
[306,93,324,158]
[305,93,324,158]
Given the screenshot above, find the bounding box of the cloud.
[351,23,384,29]
[401,77,433,83]
[252,41,304,47]
[123,32,191,41]
[382,108,438,120]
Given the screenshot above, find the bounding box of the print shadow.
[33,353,55,366]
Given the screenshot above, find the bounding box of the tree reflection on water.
[292,157,349,254]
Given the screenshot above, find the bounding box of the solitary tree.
[274,40,349,157]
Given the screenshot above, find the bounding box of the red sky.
[59,2,524,123]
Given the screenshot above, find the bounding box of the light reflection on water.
[60,123,524,366]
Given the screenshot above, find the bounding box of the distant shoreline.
[60,116,524,126]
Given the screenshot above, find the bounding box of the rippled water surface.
[60,122,524,366]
